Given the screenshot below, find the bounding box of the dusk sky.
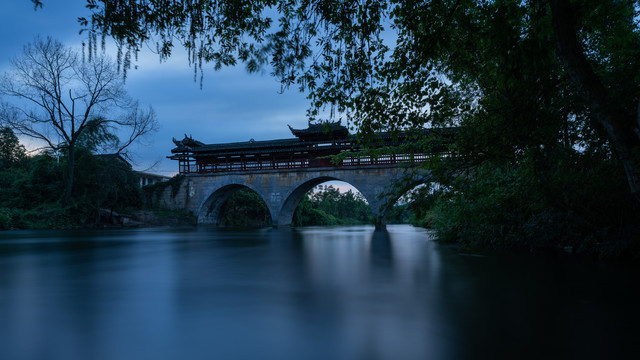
[1,0,313,176]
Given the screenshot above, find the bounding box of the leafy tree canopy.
[25,1,640,254]
[293,185,372,226]
[0,127,26,169]
[43,0,640,198]
[0,36,158,202]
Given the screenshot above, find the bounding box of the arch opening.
[198,184,272,227]
[280,179,373,227]
[385,181,442,227]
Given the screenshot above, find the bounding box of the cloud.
[1,1,313,176]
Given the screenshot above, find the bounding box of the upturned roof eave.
[171,136,358,154]
[169,127,458,155]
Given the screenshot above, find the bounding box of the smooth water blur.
[0,225,638,360]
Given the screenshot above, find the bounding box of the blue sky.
[0,0,312,176]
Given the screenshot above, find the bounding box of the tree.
[219,188,272,227]
[549,0,640,198]
[73,150,142,222]
[293,185,372,226]
[0,37,157,202]
[60,0,640,200]
[0,127,26,169]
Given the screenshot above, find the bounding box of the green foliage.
[219,188,271,227]
[293,195,341,226]
[77,1,637,134]
[25,1,640,255]
[143,208,196,225]
[75,2,640,163]
[211,184,373,227]
[73,117,121,153]
[385,203,411,225]
[0,154,65,209]
[71,149,142,218]
[0,127,26,170]
[428,154,640,257]
[399,184,443,228]
[0,148,142,229]
[1,37,157,202]
[293,185,372,226]
[0,203,86,230]
[216,186,372,227]
[142,175,185,207]
[0,208,13,229]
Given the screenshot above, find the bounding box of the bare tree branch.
[0,36,158,202]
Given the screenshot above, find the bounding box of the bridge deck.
[177,152,439,174]
[169,123,455,175]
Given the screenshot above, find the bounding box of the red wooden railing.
[177,153,442,174]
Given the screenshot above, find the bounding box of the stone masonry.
[157,165,431,229]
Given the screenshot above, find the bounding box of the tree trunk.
[64,145,75,204]
[549,0,640,198]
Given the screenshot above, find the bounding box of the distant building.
[137,171,170,187]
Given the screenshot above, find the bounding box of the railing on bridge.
[169,124,456,175]
[176,152,444,174]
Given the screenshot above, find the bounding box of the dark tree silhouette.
[0,37,157,202]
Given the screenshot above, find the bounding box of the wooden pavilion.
[168,122,453,174]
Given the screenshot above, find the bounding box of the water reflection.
[0,226,638,360]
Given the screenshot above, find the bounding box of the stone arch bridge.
[160,122,454,228]
[156,165,431,229]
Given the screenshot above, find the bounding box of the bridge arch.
[162,167,434,229]
[343,170,435,229]
[382,176,436,213]
[276,176,373,228]
[198,183,273,225]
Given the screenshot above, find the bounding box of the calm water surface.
[0,225,638,360]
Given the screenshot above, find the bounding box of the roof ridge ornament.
[288,120,349,141]
[172,134,204,148]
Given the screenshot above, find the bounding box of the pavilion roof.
[288,121,349,141]
[170,137,354,159]
[169,126,457,158]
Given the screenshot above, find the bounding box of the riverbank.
[0,207,196,230]
[100,209,197,228]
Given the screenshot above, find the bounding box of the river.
[0,225,638,360]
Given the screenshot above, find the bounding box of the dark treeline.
[60,0,640,259]
[293,185,372,226]
[2,2,637,260]
[1,124,400,231]
[0,127,141,229]
[0,37,159,229]
[218,189,272,227]
[4,117,639,259]
[423,156,640,258]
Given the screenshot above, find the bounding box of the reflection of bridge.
[160,122,454,229]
